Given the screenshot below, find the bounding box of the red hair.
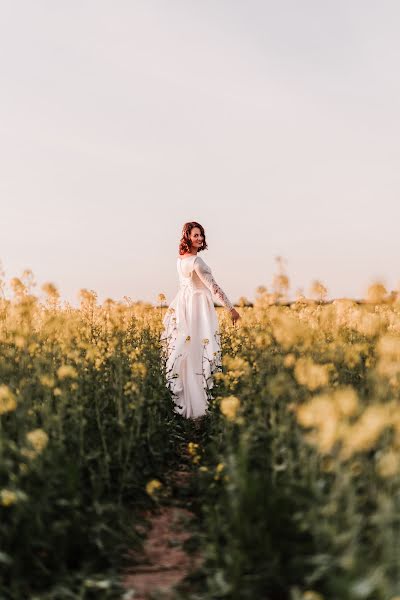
[178,222,208,255]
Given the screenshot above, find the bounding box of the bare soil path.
[121,420,205,599]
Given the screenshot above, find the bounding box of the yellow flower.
[14,335,25,348]
[376,335,400,379]
[353,312,381,337]
[271,312,311,350]
[220,396,240,422]
[254,333,272,348]
[187,442,199,456]
[145,479,162,497]
[222,356,250,378]
[366,281,387,303]
[295,387,361,455]
[376,450,399,478]
[185,335,191,342]
[294,357,330,391]
[283,353,296,368]
[39,375,56,388]
[202,338,209,345]
[124,381,139,395]
[187,442,201,463]
[334,387,359,417]
[0,385,17,415]
[42,282,59,298]
[303,592,324,600]
[214,462,225,480]
[131,362,147,379]
[26,429,49,455]
[296,394,340,454]
[20,448,35,460]
[57,365,78,379]
[0,489,17,507]
[340,404,393,460]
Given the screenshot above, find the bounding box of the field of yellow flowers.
[0,272,184,598]
[189,289,400,600]
[2,269,400,599]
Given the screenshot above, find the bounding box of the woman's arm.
[193,257,235,312]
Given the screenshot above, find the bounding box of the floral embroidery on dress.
[193,257,234,311]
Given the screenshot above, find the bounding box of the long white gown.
[160,254,234,419]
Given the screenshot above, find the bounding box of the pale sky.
[1,1,400,306]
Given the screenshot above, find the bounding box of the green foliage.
[3,295,400,599]
[0,297,181,598]
[187,303,400,600]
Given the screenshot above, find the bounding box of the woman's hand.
[230,308,241,326]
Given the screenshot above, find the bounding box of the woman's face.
[189,227,204,249]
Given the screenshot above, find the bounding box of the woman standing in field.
[160,221,241,419]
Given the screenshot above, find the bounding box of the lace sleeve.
[193,257,234,312]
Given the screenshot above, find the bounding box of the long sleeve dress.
[160,254,234,419]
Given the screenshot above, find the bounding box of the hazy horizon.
[2,1,400,307]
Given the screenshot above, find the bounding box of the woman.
[160,221,241,419]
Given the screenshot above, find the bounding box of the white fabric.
[160,254,234,419]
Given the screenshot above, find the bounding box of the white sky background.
[1,1,400,305]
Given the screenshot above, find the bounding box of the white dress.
[160,254,234,419]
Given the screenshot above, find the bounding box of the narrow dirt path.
[121,421,205,599]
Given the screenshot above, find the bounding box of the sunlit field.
[2,268,400,599]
